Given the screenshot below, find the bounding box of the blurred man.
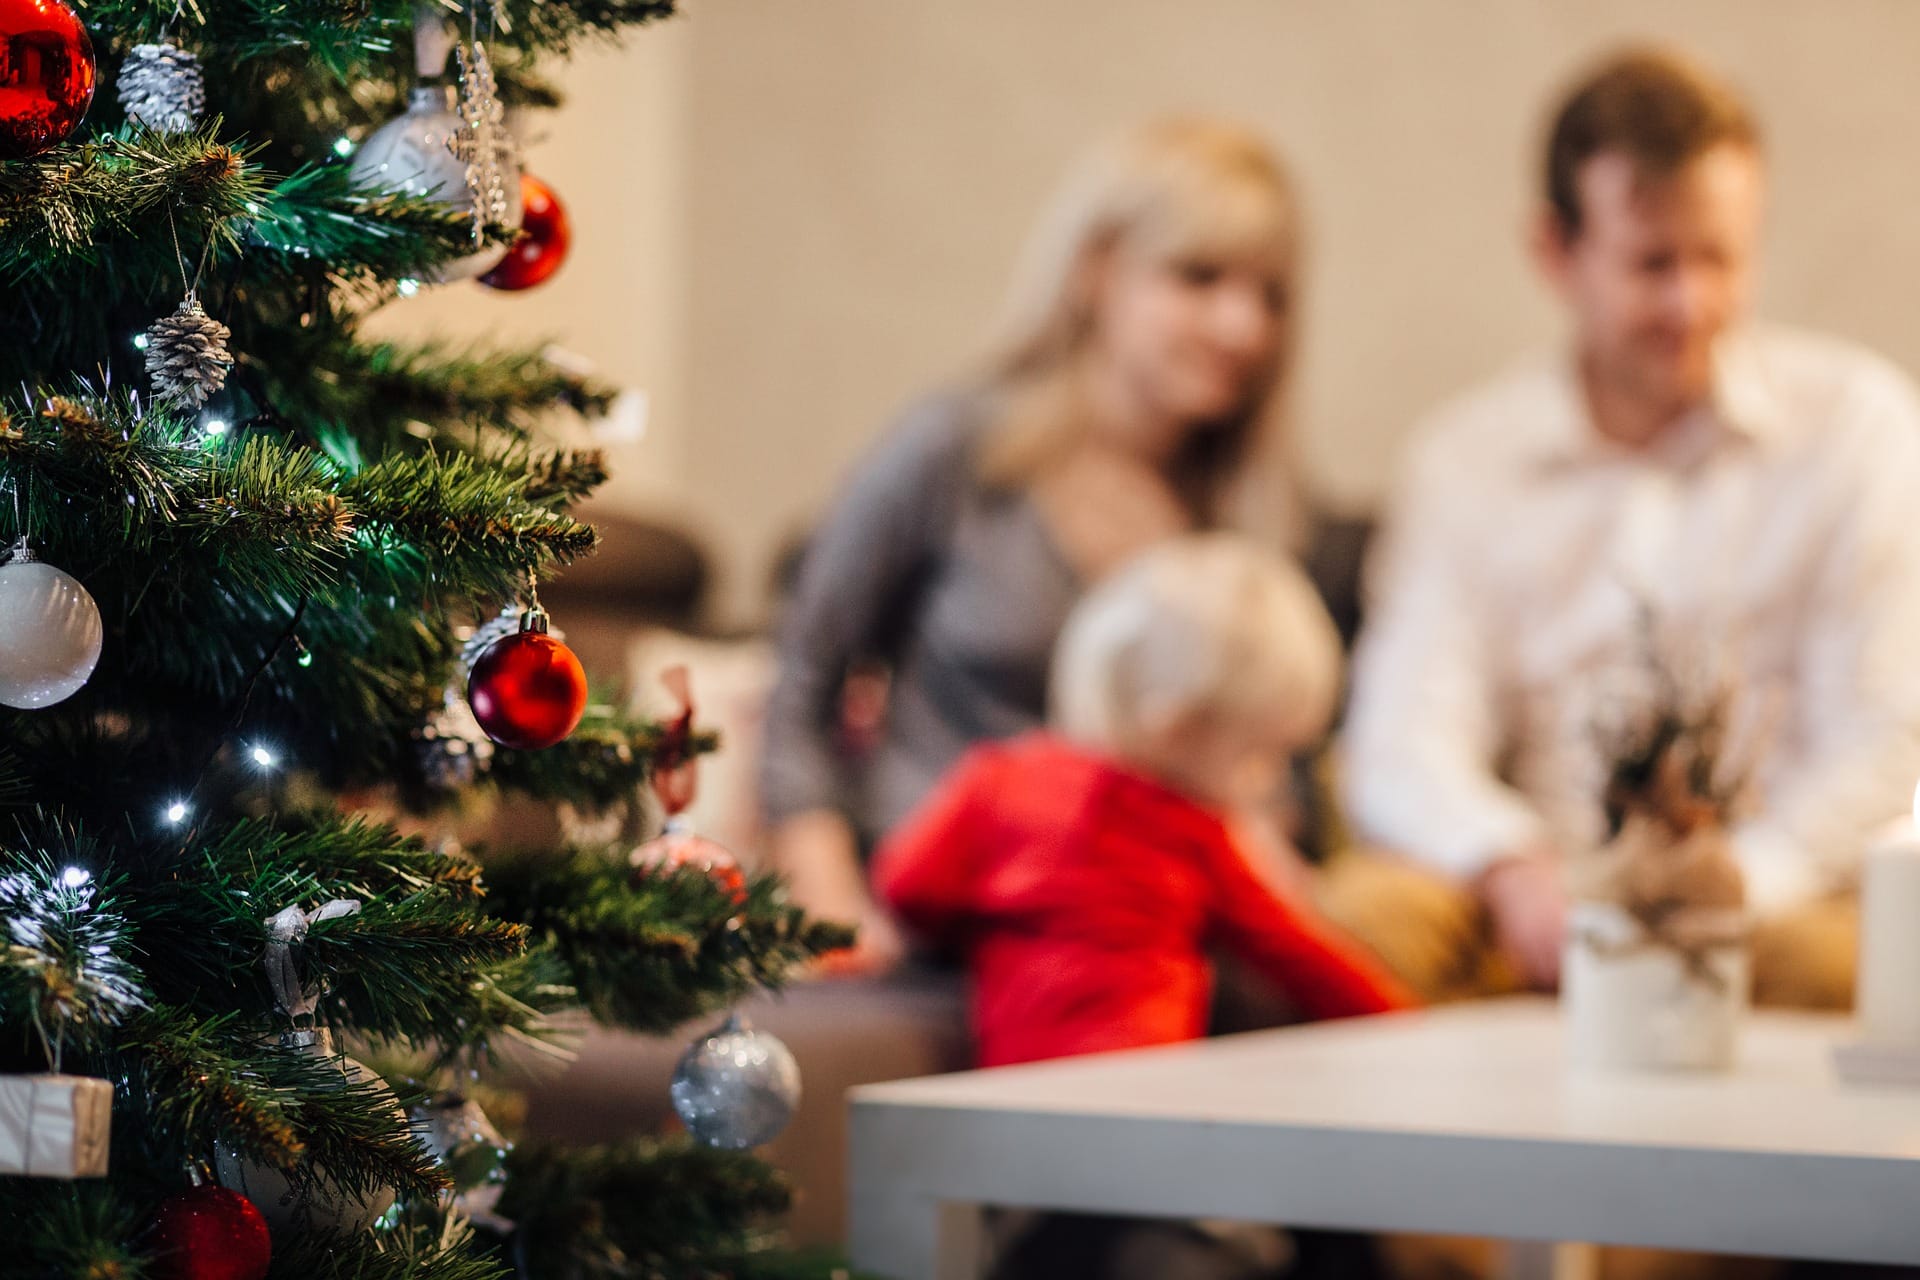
[1340,46,1920,1006]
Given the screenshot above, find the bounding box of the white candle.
[1857,783,1920,1048]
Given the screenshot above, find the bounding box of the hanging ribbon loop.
[261,898,361,1022]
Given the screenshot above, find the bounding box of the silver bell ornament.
[0,539,103,709]
[215,1027,402,1236]
[350,83,522,282]
[669,1014,801,1150]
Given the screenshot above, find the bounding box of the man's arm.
[1735,371,1920,915]
[1343,433,1547,877]
[1342,430,1565,987]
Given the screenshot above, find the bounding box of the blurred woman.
[761,118,1306,974]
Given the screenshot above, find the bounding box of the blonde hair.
[977,119,1304,541]
[1050,534,1340,765]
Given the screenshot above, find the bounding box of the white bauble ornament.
[0,540,103,709]
[349,86,522,282]
[669,1014,800,1149]
[216,1028,401,1235]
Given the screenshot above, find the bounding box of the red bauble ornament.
[148,1185,272,1280]
[466,607,588,749]
[631,819,748,904]
[478,173,571,291]
[0,0,95,160]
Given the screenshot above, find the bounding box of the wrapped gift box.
[0,1074,112,1177]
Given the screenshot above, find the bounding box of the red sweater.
[872,733,1416,1067]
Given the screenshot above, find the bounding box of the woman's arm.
[760,392,979,974]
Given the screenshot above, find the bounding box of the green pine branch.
[497,1136,793,1280]
[0,125,261,272]
[481,848,855,1035]
[264,1220,510,1280]
[249,162,489,286]
[486,713,718,814]
[0,847,149,1066]
[10,1183,149,1280]
[113,1005,309,1172]
[76,0,676,73]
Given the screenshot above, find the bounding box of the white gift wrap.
[0,1074,112,1177]
[1564,902,1749,1074]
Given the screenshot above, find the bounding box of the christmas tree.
[0,0,853,1275]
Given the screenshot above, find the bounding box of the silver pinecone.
[145,295,234,407]
[118,43,206,133]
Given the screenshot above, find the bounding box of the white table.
[847,1000,1920,1279]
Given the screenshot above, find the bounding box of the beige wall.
[388,0,1920,625]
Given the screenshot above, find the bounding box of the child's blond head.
[1050,534,1340,800]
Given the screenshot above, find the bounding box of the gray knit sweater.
[759,389,1081,849]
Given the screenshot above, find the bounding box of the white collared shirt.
[1344,326,1920,914]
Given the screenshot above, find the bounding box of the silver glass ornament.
[669,1014,800,1149]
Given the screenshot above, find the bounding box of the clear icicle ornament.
[117,42,205,132]
[448,42,516,245]
[348,83,520,282]
[144,293,234,407]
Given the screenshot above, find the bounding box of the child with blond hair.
[874,534,1413,1070]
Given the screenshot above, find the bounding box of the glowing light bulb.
[396,279,421,298]
[132,333,150,350]
[60,867,90,888]
[333,136,355,157]
[164,801,188,825]
[251,744,278,769]
[203,419,229,437]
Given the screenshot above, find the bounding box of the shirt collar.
[1527,330,1789,468]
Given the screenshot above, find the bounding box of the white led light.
[250,745,278,768]
[204,419,229,436]
[60,867,91,888]
[164,801,188,824]
[333,136,355,157]
[396,279,420,298]
[132,333,150,350]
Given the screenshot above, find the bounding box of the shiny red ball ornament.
[466,607,588,749]
[148,1185,272,1280]
[478,173,571,291]
[0,0,95,160]
[631,820,749,904]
